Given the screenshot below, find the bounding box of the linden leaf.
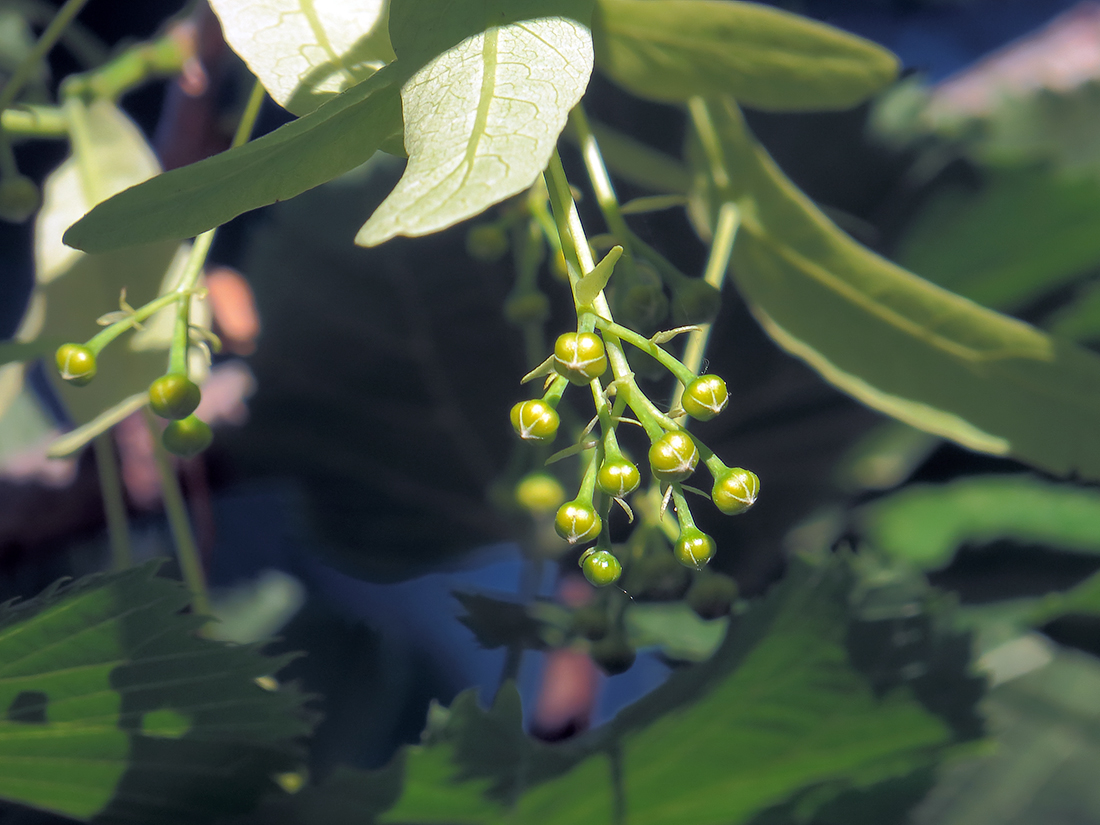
[356,16,593,246]
[208,0,395,115]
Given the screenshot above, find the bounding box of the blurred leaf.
[835,420,941,493]
[913,647,1100,825]
[63,65,405,253]
[303,556,952,824]
[0,561,310,823]
[624,601,726,661]
[695,98,1100,481]
[29,100,188,426]
[859,475,1100,571]
[454,592,547,650]
[356,6,594,246]
[1047,278,1100,343]
[0,380,55,466]
[896,168,1100,312]
[207,570,307,644]
[209,0,394,116]
[592,0,897,110]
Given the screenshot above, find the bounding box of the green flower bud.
[674,527,716,569]
[515,472,566,514]
[0,175,41,223]
[712,468,760,515]
[648,430,698,482]
[503,292,550,326]
[687,571,738,620]
[162,415,213,458]
[682,374,729,421]
[555,500,602,544]
[148,373,202,420]
[597,458,641,498]
[553,332,608,385]
[581,549,622,587]
[510,399,559,442]
[590,632,636,675]
[55,343,97,386]
[465,223,509,262]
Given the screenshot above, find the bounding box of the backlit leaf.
[208,0,394,115]
[356,14,593,245]
[592,0,898,110]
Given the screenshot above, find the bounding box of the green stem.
[65,31,187,101]
[63,95,103,203]
[85,290,191,353]
[144,408,211,617]
[592,317,695,385]
[670,483,698,531]
[687,97,730,192]
[1,104,69,138]
[0,0,92,113]
[571,106,634,257]
[92,433,131,570]
[168,277,192,375]
[671,201,739,411]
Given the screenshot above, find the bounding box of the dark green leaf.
[592,0,898,110]
[63,64,406,253]
[0,562,311,823]
[696,98,1100,480]
[454,592,548,651]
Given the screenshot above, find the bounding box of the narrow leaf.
[63,64,406,253]
[209,0,394,115]
[592,0,898,110]
[700,98,1100,480]
[356,16,593,246]
[574,244,621,307]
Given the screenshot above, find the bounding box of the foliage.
[0,0,1098,823]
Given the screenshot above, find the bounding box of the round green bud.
[553,332,607,385]
[648,430,699,482]
[590,633,636,675]
[515,472,566,514]
[503,292,550,326]
[570,604,610,640]
[597,458,641,498]
[0,175,41,223]
[671,279,722,325]
[54,343,97,386]
[162,415,213,458]
[510,399,559,443]
[682,374,729,421]
[465,223,509,262]
[674,528,717,569]
[554,500,602,544]
[712,468,760,515]
[148,373,202,420]
[581,549,622,587]
[687,571,738,620]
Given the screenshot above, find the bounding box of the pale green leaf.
[575,244,621,307]
[0,562,309,823]
[625,601,725,661]
[209,0,394,115]
[356,16,594,246]
[592,0,898,110]
[62,64,405,253]
[859,475,1100,570]
[30,101,188,425]
[696,98,1100,480]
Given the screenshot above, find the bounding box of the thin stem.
[671,201,740,411]
[687,97,730,192]
[63,95,102,203]
[1,105,69,138]
[66,30,188,101]
[92,433,131,570]
[144,408,211,618]
[168,279,191,375]
[85,290,192,353]
[0,0,92,113]
[670,483,697,530]
[593,317,696,386]
[571,106,633,256]
[231,79,267,149]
